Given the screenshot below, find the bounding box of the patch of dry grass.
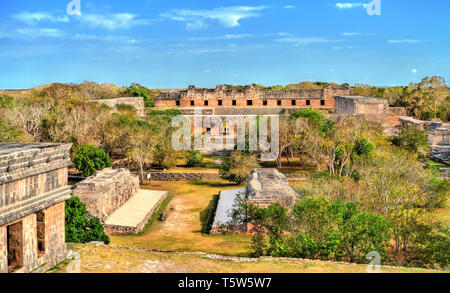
[49,244,441,273]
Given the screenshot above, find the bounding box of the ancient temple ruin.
[0,143,72,273]
[72,168,169,234]
[210,169,301,234]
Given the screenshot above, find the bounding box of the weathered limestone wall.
[0,225,7,272]
[92,97,145,115]
[72,168,140,221]
[0,143,71,273]
[0,202,66,273]
[334,96,389,115]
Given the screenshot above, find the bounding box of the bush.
[73,144,112,177]
[242,197,390,264]
[0,119,26,142]
[186,150,203,167]
[0,95,16,109]
[391,124,430,155]
[219,151,259,184]
[65,197,110,244]
[115,103,136,112]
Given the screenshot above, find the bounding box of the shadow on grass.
[199,193,220,234]
[188,180,238,188]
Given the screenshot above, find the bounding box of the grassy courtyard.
[108,180,252,256]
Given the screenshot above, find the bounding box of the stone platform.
[104,189,169,234]
[210,188,246,234]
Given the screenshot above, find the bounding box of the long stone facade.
[0,143,72,273]
[156,84,349,112]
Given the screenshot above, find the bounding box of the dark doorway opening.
[7,221,23,272]
[37,211,45,256]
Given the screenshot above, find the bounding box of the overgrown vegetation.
[219,151,259,184]
[65,197,110,244]
[73,144,112,177]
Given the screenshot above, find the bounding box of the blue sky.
[0,0,449,89]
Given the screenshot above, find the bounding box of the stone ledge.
[0,186,71,226]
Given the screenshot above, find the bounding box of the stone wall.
[72,168,140,221]
[334,96,389,115]
[0,225,6,272]
[147,172,220,181]
[156,84,349,109]
[92,97,145,116]
[0,202,66,273]
[0,143,71,273]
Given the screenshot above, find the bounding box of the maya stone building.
[0,143,72,273]
[156,84,350,115]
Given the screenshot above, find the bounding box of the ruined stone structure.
[92,97,145,116]
[211,169,301,234]
[0,143,72,273]
[156,84,349,115]
[246,169,301,208]
[334,96,390,116]
[72,168,140,221]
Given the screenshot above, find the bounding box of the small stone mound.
[246,169,302,208]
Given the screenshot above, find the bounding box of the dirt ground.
[49,244,441,273]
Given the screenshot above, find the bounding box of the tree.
[409,76,449,119]
[125,123,155,183]
[65,196,110,244]
[219,151,259,184]
[73,144,112,177]
[391,124,431,156]
[186,150,203,167]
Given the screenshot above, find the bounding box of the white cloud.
[277,37,343,46]
[73,34,137,44]
[12,11,69,25]
[80,13,150,30]
[332,46,356,50]
[342,32,361,36]
[388,39,422,44]
[161,6,266,29]
[15,28,65,38]
[284,5,296,9]
[411,69,417,73]
[335,2,368,9]
[188,34,255,41]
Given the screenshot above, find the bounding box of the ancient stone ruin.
[246,169,301,208]
[72,168,140,221]
[0,143,72,273]
[72,168,169,234]
[92,97,145,116]
[210,169,302,234]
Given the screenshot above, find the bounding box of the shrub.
[0,95,16,109]
[115,103,135,112]
[73,144,112,177]
[0,119,26,142]
[186,150,203,167]
[240,197,390,264]
[65,197,110,244]
[391,124,430,155]
[219,151,259,184]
